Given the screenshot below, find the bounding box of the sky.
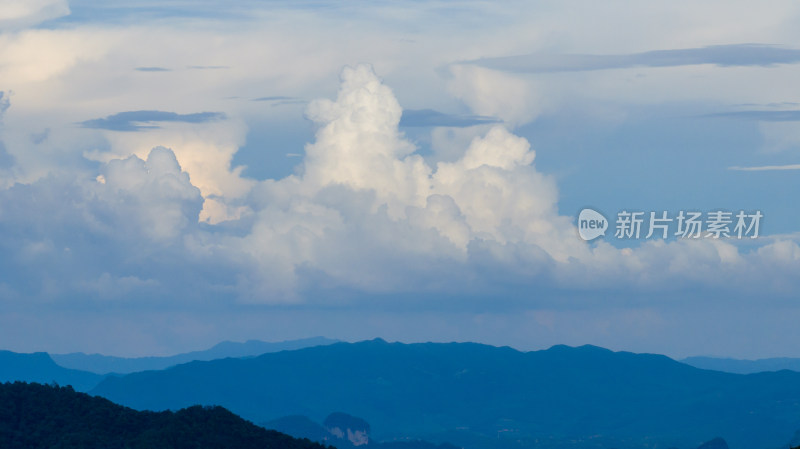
[1,0,799,359]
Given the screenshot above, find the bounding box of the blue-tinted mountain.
[695,438,729,449]
[265,412,460,449]
[0,350,102,391]
[90,339,800,449]
[266,415,332,443]
[0,381,329,449]
[52,336,338,374]
[682,356,800,374]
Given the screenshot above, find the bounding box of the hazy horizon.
[7,336,798,362]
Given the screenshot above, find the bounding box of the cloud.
[708,110,800,121]
[466,44,800,73]
[0,146,205,302]
[2,64,800,312]
[0,0,69,30]
[754,121,800,153]
[80,110,227,131]
[87,117,253,224]
[399,109,501,128]
[0,91,9,118]
[187,65,229,70]
[0,28,115,86]
[134,66,171,72]
[728,164,800,171]
[0,141,14,169]
[251,96,306,107]
[56,2,248,25]
[101,146,204,240]
[252,96,296,102]
[0,92,13,169]
[133,66,229,73]
[446,65,541,126]
[217,65,800,303]
[0,0,799,357]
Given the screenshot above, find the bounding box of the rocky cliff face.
[327,427,368,446]
[324,412,371,446]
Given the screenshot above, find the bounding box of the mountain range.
[0,337,338,392]
[5,339,800,449]
[51,336,338,374]
[681,356,800,374]
[86,339,800,449]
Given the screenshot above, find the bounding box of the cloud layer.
[1,65,798,311]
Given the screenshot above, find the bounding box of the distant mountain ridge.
[51,336,338,374]
[89,339,800,449]
[681,356,800,374]
[0,350,102,392]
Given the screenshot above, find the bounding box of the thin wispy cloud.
[251,96,306,107]
[80,110,226,131]
[706,110,800,121]
[252,96,296,102]
[399,109,501,128]
[729,164,800,171]
[134,67,171,72]
[187,65,230,70]
[466,44,800,73]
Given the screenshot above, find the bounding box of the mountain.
[682,356,800,374]
[0,350,103,391]
[267,415,333,443]
[52,336,338,374]
[696,438,729,449]
[265,412,460,449]
[89,339,800,449]
[266,412,370,448]
[324,412,370,446]
[0,381,329,449]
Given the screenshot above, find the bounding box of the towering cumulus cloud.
[303,65,429,212]
[300,64,575,259]
[224,65,799,303]
[227,65,584,301]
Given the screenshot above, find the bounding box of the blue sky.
[0,0,799,359]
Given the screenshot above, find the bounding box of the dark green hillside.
[0,381,330,449]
